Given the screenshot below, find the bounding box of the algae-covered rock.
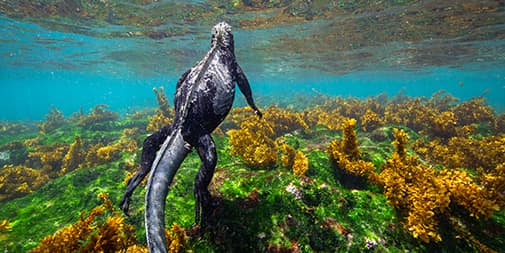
[1,92,504,252]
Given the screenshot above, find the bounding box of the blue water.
[2,67,504,121]
[1,10,504,121]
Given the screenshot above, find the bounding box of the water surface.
[1,0,504,120]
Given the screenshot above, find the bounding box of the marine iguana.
[119,22,262,252]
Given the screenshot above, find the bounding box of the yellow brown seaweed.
[61,136,85,174]
[153,86,171,117]
[38,107,65,134]
[327,123,502,244]
[29,193,190,253]
[228,117,277,168]
[0,165,49,201]
[382,130,501,243]
[280,143,296,169]
[77,104,118,127]
[165,222,188,253]
[27,143,68,178]
[227,106,308,169]
[147,110,173,132]
[2,90,504,250]
[84,128,139,167]
[360,109,384,132]
[29,193,137,253]
[147,86,174,132]
[327,118,378,184]
[0,219,11,241]
[414,134,505,172]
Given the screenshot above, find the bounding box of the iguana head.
[211,22,233,49]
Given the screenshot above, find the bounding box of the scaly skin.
[119,22,262,252]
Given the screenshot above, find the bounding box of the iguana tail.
[145,128,191,253]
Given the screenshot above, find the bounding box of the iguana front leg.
[236,63,262,118]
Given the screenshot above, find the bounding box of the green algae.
[0,119,406,251]
[1,100,504,252]
[0,163,126,252]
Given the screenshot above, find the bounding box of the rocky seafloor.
[0,91,504,252]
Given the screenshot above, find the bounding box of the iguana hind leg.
[120,124,173,214]
[194,134,217,227]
